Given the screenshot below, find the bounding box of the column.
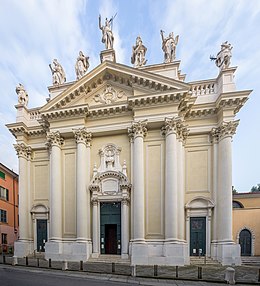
[128,120,147,241]
[217,121,239,242]
[46,131,64,241]
[92,197,99,257]
[14,143,32,242]
[121,190,130,258]
[74,128,92,242]
[162,117,179,241]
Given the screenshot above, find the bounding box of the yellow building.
[233,193,260,256]
[7,40,251,266]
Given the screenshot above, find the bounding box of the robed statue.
[160,30,179,63]
[75,51,89,80]
[99,14,115,50]
[16,83,28,106]
[215,41,233,70]
[131,36,147,68]
[49,59,66,85]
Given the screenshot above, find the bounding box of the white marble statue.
[15,83,28,106]
[49,59,66,85]
[131,36,147,68]
[75,51,89,80]
[99,14,115,50]
[215,41,233,70]
[160,30,179,63]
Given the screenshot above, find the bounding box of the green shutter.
[0,171,5,180]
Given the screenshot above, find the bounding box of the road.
[0,265,247,286]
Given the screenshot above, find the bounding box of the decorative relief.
[14,143,32,159]
[211,120,239,142]
[46,131,64,149]
[94,84,125,104]
[128,120,147,139]
[73,128,92,146]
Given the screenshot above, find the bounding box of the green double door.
[100,202,121,255]
[190,217,206,256]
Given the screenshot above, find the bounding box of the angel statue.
[131,36,147,68]
[16,83,28,106]
[49,59,66,85]
[160,30,179,63]
[215,41,233,70]
[99,14,116,50]
[75,51,89,80]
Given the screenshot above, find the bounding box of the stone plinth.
[100,49,116,63]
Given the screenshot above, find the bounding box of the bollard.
[80,260,83,271]
[225,267,235,285]
[48,258,51,268]
[131,265,136,277]
[12,256,18,266]
[112,262,115,273]
[154,265,158,277]
[62,260,68,271]
[258,269,260,282]
[175,266,179,278]
[198,266,202,279]
[3,254,6,264]
[37,258,39,267]
[25,256,28,266]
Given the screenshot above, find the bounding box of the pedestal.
[100,49,116,63]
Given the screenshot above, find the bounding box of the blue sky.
[0,0,260,192]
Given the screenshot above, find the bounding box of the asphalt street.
[0,265,249,286]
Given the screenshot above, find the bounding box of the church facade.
[7,33,251,265]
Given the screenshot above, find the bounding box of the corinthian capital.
[14,143,32,159]
[46,131,64,149]
[211,120,239,142]
[128,120,147,139]
[161,116,186,138]
[73,128,92,146]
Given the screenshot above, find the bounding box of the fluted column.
[162,117,180,241]
[14,143,32,241]
[74,128,92,242]
[217,121,239,242]
[46,131,64,241]
[128,120,147,241]
[91,197,99,256]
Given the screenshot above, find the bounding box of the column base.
[45,240,92,261]
[130,240,189,266]
[211,241,241,265]
[14,240,34,257]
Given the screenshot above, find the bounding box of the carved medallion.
[94,84,124,104]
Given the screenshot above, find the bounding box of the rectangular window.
[0,186,9,201]
[1,233,7,244]
[0,171,5,180]
[0,209,7,223]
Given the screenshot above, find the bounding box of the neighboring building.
[233,192,260,256]
[0,163,19,253]
[6,36,252,266]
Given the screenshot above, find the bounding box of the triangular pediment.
[40,61,190,114]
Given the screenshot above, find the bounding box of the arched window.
[233,201,244,208]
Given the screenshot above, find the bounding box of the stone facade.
[7,45,251,265]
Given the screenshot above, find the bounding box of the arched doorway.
[239,229,252,256]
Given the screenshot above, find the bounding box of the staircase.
[241,256,260,266]
[190,256,220,265]
[88,255,130,264]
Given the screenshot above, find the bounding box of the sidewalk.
[0,255,259,285]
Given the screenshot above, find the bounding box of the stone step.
[88,255,130,264]
[241,256,260,265]
[190,256,220,265]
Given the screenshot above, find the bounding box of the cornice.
[6,122,45,138]
[41,105,89,120]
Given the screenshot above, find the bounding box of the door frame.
[236,227,255,256]
[185,197,214,258]
[190,217,206,256]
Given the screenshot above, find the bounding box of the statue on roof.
[16,83,28,106]
[49,59,66,85]
[214,41,233,70]
[131,36,147,68]
[75,51,89,80]
[160,30,179,63]
[99,14,115,50]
